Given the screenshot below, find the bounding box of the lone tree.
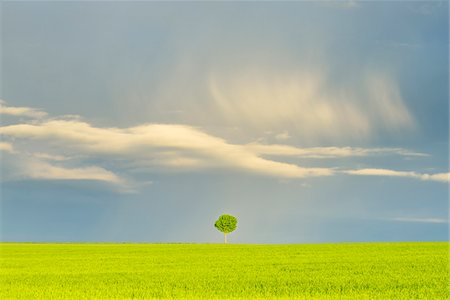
[214,214,237,244]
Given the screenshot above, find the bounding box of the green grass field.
[1,242,448,299]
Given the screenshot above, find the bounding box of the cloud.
[345,168,450,183]
[209,70,415,143]
[0,142,14,153]
[0,100,47,118]
[1,147,130,193]
[364,71,415,132]
[0,119,334,179]
[0,107,444,189]
[25,160,122,183]
[245,144,427,158]
[32,152,70,161]
[112,10,419,146]
[389,217,448,224]
[420,173,450,183]
[275,131,291,141]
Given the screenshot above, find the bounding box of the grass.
[1,242,448,299]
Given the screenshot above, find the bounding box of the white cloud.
[0,119,334,179]
[389,217,448,224]
[0,100,47,118]
[420,173,450,183]
[345,168,450,183]
[32,152,70,161]
[26,160,122,183]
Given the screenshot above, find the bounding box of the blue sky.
[1,1,448,243]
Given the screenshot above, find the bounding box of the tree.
[214,214,237,244]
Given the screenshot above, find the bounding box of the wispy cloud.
[345,168,449,183]
[246,144,427,159]
[209,70,415,142]
[389,217,448,224]
[0,142,14,153]
[1,147,131,192]
[32,152,70,161]
[382,41,422,49]
[25,160,122,183]
[0,100,47,118]
[275,131,291,141]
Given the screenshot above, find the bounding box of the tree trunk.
[224,233,228,244]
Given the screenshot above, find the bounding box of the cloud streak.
[0,100,47,118]
[345,168,449,183]
[245,144,427,158]
[389,217,448,224]
[25,160,122,183]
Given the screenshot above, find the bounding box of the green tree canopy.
[214,214,237,243]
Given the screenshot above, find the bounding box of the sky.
[0,1,448,243]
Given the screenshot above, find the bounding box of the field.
[1,242,448,299]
